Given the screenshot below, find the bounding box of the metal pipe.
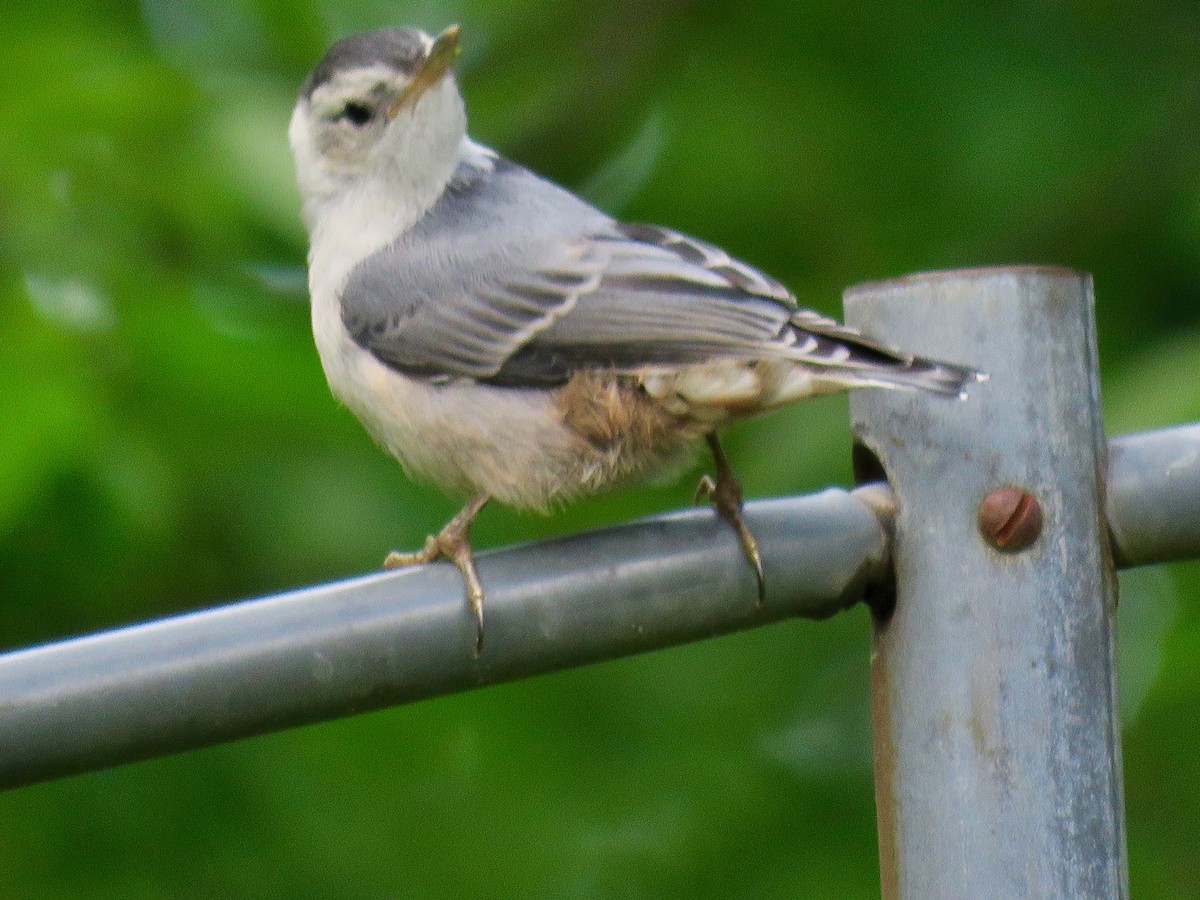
[847,268,1129,899]
[0,489,887,790]
[1107,423,1200,567]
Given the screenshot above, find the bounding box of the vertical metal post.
[846,269,1128,899]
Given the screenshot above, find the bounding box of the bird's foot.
[384,493,490,655]
[696,435,766,604]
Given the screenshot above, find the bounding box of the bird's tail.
[836,352,986,399]
[786,312,985,400]
[639,316,984,417]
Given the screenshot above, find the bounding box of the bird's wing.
[339,159,938,389]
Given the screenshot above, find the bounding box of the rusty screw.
[979,486,1043,553]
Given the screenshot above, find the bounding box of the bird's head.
[288,25,465,231]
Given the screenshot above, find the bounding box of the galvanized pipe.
[0,490,887,790]
[847,268,1128,899]
[1107,423,1200,567]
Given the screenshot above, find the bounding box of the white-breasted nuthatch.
[288,25,980,654]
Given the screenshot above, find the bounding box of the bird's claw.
[698,436,767,605]
[383,534,440,568]
[383,493,490,656]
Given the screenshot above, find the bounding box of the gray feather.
[339,155,980,395]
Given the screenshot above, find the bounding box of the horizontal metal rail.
[0,424,1195,791]
[1107,422,1200,567]
[0,489,889,790]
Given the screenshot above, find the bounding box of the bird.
[288,25,981,655]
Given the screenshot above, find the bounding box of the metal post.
[846,269,1128,899]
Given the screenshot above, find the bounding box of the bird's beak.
[387,24,461,120]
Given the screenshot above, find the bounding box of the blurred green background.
[1,0,1198,895]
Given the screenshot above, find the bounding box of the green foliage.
[1,0,1198,895]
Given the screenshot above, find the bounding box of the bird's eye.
[338,102,374,126]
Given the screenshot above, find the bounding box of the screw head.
[979,486,1043,553]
